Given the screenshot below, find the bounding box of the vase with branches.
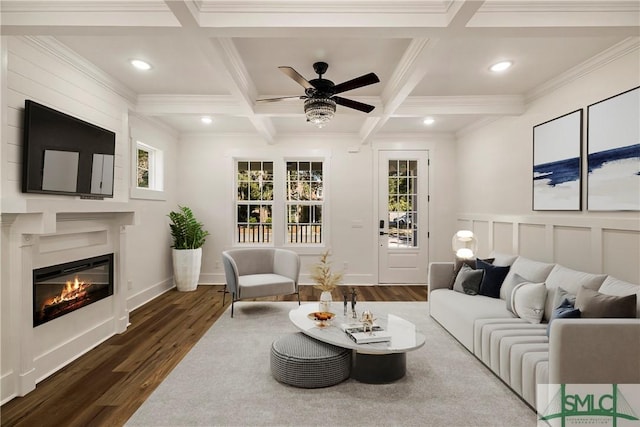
[310,250,343,312]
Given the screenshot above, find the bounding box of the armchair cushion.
[238,273,295,299]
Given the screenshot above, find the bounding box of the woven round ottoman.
[271,332,351,388]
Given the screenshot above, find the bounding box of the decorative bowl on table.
[308,311,335,327]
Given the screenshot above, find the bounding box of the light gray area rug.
[126,301,535,427]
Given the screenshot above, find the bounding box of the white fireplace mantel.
[1,199,137,404]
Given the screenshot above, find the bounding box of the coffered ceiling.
[1,1,639,143]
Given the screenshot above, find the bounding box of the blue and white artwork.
[587,87,640,211]
[533,109,582,211]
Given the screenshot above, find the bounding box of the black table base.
[351,352,406,384]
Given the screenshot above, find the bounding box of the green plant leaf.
[168,205,210,249]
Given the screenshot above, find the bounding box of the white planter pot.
[172,248,202,292]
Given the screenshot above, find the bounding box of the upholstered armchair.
[222,248,301,317]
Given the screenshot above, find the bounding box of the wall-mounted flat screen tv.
[22,100,116,198]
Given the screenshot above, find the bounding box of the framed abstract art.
[587,86,640,211]
[532,109,583,211]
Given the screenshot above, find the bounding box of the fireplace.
[33,254,114,327]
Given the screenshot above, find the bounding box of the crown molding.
[469,1,640,27]
[372,131,456,141]
[1,1,180,27]
[128,111,180,140]
[20,36,137,104]
[0,1,170,13]
[477,1,639,14]
[196,0,454,14]
[135,94,243,115]
[526,37,640,103]
[455,116,501,138]
[396,95,525,116]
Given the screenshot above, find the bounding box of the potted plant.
[310,250,344,312]
[168,205,209,292]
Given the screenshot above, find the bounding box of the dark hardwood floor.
[1,284,427,427]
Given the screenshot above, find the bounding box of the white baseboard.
[127,278,174,312]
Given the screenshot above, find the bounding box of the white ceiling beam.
[468,1,640,28]
[394,95,525,116]
[359,37,438,143]
[208,37,275,143]
[0,1,181,27]
[163,0,200,29]
[162,1,276,143]
[194,0,453,28]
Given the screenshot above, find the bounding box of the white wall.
[456,43,640,283]
[0,36,178,403]
[177,133,457,285]
[126,114,179,310]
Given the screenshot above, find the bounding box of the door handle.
[379,231,388,236]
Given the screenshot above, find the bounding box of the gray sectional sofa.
[428,253,640,409]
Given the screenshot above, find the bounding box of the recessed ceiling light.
[490,61,513,72]
[423,117,435,126]
[201,116,213,124]
[130,59,151,71]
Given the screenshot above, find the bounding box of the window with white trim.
[236,161,273,243]
[286,161,323,244]
[136,141,163,191]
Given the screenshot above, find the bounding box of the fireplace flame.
[42,276,92,311]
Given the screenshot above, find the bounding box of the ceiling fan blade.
[333,96,375,113]
[278,66,315,90]
[332,72,380,95]
[256,96,305,103]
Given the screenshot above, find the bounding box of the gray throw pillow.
[452,264,484,295]
[575,286,637,318]
[552,286,576,310]
[450,257,494,289]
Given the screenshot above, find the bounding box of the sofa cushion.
[503,273,529,313]
[547,298,581,336]
[490,329,547,374]
[500,257,555,300]
[512,282,547,323]
[598,276,640,318]
[575,286,637,318]
[477,259,510,298]
[473,318,528,357]
[490,252,518,267]
[500,336,548,385]
[429,289,515,351]
[452,264,483,295]
[510,343,548,395]
[543,265,607,322]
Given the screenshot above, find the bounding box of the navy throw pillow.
[476,258,510,298]
[547,298,581,337]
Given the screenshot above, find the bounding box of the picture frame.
[587,86,640,211]
[532,109,583,211]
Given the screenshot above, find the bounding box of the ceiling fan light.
[304,97,336,128]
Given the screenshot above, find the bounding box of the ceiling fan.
[257,61,380,127]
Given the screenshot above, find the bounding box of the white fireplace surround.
[1,200,135,404]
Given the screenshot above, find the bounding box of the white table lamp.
[452,230,477,260]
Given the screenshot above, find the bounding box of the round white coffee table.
[289,303,426,383]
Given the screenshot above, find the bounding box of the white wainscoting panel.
[458,213,640,284]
